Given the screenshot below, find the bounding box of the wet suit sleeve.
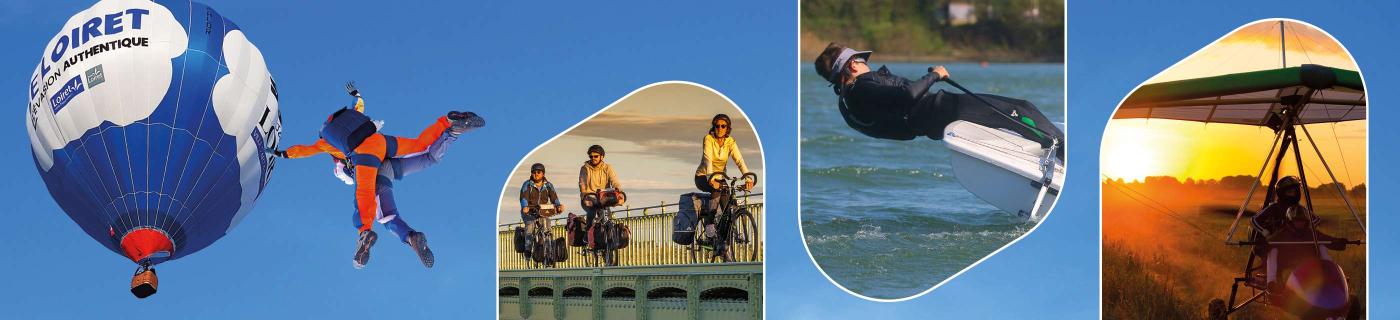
[857,69,939,109]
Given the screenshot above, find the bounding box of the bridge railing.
[499,193,763,270]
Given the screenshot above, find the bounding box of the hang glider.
[1115,64,1364,126]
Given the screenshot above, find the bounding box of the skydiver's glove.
[273,149,288,158]
[345,81,360,97]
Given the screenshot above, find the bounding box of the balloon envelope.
[26,0,281,265]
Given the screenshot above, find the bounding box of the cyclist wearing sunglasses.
[579,144,622,232]
[694,114,754,243]
[519,163,563,249]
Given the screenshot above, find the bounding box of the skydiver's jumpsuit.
[284,97,457,242]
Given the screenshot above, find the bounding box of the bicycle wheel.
[731,209,758,261]
[603,247,617,266]
[718,214,735,263]
[542,232,555,268]
[689,226,702,264]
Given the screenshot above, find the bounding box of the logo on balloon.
[48,76,85,114]
[85,64,106,88]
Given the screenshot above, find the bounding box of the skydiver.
[1250,176,1348,289]
[275,83,484,269]
[814,43,1065,160]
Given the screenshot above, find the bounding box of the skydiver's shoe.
[447,111,485,135]
[353,230,378,269]
[407,231,435,268]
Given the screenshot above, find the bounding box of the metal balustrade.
[499,194,763,269]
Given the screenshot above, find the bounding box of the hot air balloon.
[26,0,280,298]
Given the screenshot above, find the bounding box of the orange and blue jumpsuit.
[285,102,454,240]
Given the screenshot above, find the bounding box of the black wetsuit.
[835,66,1064,158]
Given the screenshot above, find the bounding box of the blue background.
[3,0,1399,318]
[0,0,792,318]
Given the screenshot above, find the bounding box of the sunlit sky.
[1102,20,1366,187]
[496,83,764,224]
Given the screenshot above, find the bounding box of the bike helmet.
[530,163,546,173]
[587,145,605,157]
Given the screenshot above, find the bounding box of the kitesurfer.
[275,83,484,269]
[814,43,1065,159]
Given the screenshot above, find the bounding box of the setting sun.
[1101,119,1365,187]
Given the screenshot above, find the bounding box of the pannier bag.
[531,239,547,263]
[566,213,588,247]
[611,223,632,250]
[553,237,569,262]
[672,193,707,245]
[513,226,528,253]
[595,189,626,207]
[588,220,612,250]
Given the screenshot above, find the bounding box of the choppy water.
[800,63,1064,299]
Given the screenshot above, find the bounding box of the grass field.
[1102,179,1366,319]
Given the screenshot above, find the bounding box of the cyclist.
[693,114,755,247]
[519,163,564,250]
[578,144,622,240]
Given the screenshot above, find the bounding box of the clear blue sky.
[1072,0,1399,318]
[5,0,1399,318]
[0,0,791,318]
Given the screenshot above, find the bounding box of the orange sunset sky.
[1102,20,1366,187]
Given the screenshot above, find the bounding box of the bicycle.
[581,189,625,267]
[524,204,562,268]
[690,173,759,263]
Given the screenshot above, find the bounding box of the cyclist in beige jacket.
[580,144,622,234]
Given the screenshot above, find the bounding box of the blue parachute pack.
[319,107,377,153]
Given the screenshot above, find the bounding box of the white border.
[795,12,1071,303]
[1095,18,1370,318]
[492,81,768,318]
